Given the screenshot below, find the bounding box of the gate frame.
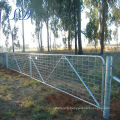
[4,53,119,120]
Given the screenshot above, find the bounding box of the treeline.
[0,0,120,54]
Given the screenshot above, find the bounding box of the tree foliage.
[85,0,118,54]
[0,0,11,42]
[0,0,119,54]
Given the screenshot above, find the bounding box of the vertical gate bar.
[103,56,113,119]
[29,55,32,77]
[101,64,105,106]
[5,53,8,69]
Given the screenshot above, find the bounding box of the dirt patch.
[110,100,120,120]
[46,92,86,107]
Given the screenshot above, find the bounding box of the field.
[0,51,120,120]
[3,46,120,54]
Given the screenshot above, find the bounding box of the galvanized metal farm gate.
[0,53,120,119]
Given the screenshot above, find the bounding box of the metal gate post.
[29,55,32,77]
[5,53,8,69]
[103,56,113,119]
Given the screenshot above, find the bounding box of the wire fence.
[110,53,120,101]
[0,52,120,119]
[8,53,105,108]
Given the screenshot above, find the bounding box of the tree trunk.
[40,22,43,51]
[50,29,51,51]
[74,1,77,55]
[77,0,83,54]
[22,10,25,52]
[68,26,71,51]
[37,26,41,51]
[116,24,119,47]
[46,20,50,52]
[38,33,41,51]
[12,31,14,53]
[53,36,56,50]
[100,0,106,54]
[22,0,25,52]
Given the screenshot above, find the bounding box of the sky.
[0,0,120,50]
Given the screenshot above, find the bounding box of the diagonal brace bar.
[31,57,45,83]
[65,56,100,107]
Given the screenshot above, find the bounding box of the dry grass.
[0,69,104,120]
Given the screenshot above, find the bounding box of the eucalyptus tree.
[2,16,11,48]
[86,8,99,48]
[27,0,44,51]
[0,0,11,43]
[2,12,19,52]
[16,0,84,54]
[17,0,53,52]
[112,0,120,46]
[73,0,78,54]
[58,0,75,51]
[50,0,83,54]
[85,0,117,54]
[43,0,52,52]
[16,0,27,52]
[0,0,20,52]
[11,25,19,52]
[50,15,59,50]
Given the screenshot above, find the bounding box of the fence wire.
[8,53,105,108]
[110,53,120,101]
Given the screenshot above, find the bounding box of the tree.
[16,0,27,52]
[77,0,83,54]
[86,9,99,48]
[100,0,108,54]
[0,0,11,42]
[44,0,55,52]
[49,0,83,54]
[11,26,19,52]
[85,0,117,54]
[112,0,120,46]
[73,0,78,54]
[18,0,52,52]
[35,21,43,51]
[28,0,44,51]
[16,0,84,54]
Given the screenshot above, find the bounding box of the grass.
[0,69,104,120]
